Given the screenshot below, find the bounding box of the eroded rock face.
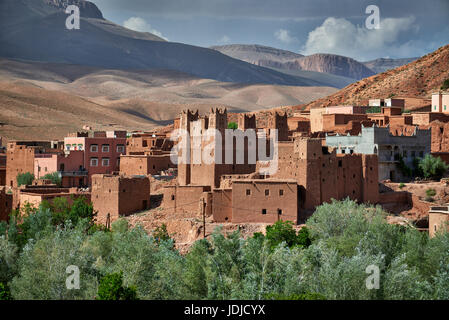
[43,0,103,19]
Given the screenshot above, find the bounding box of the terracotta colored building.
[230,179,298,224]
[15,186,90,212]
[126,132,174,155]
[429,205,449,237]
[120,154,173,176]
[177,108,258,188]
[269,137,379,210]
[0,153,6,186]
[0,186,12,221]
[6,141,54,188]
[91,174,151,226]
[64,131,126,185]
[34,150,87,187]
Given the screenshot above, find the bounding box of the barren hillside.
[0,59,337,141]
[298,44,449,111]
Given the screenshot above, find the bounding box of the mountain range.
[0,0,444,142]
[211,44,417,81]
[0,0,332,87]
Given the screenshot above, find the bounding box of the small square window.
[262,209,267,215]
[171,195,175,201]
[117,145,125,153]
[279,189,284,196]
[90,158,98,167]
[246,189,251,196]
[265,189,269,196]
[277,209,282,215]
[102,144,110,153]
[102,158,110,167]
[90,144,98,152]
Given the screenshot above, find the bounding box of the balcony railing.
[59,171,88,177]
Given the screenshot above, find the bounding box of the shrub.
[366,106,381,114]
[96,272,138,300]
[419,155,449,180]
[265,220,311,250]
[441,78,449,91]
[426,189,436,197]
[0,282,12,300]
[41,172,62,186]
[16,172,34,187]
[153,223,172,244]
[227,122,238,130]
[399,183,405,189]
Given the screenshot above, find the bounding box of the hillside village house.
[432,91,449,113]
[64,131,126,185]
[325,125,431,181]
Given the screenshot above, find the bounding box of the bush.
[426,188,436,197]
[441,78,449,91]
[0,282,12,300]
[96,272,138,300]
[265,220,311,250]
[16,172,34,187]
[425,188,436,201]
[41,172,61,186]
[399,183,405,189]
[40,196,95,227]
[419,155,449,180]
[366,106,381,114]
[227,122,238,130]
[153,223,172,244]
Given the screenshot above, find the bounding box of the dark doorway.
[389,170,395,181]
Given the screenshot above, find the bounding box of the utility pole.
[201,198,206,238]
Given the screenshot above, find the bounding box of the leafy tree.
[41,172,62,186]
[96,272,138,300]
[296,227,312,248]
[419,154,449,179]
[10,223,98,300]
[265,220,310,250]
[17,172,35,187]
[40,196,95,227]
[227,122,238,130]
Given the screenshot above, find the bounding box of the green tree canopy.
[419,154,449,179]
[16,172,34,187]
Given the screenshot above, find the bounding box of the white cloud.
[123,17,168,41]
[274,29,297,44]
[300,16,420,61]
[218,35,231,43]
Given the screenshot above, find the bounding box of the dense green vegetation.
[41,172,62,186]
[366,106,381,114]
[227,122,238,130]
[419,154,449,180]
[396,154,448,181]
[16,172,35,187]
[0,198,448,300]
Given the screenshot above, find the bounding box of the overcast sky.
[90,0,449,61]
